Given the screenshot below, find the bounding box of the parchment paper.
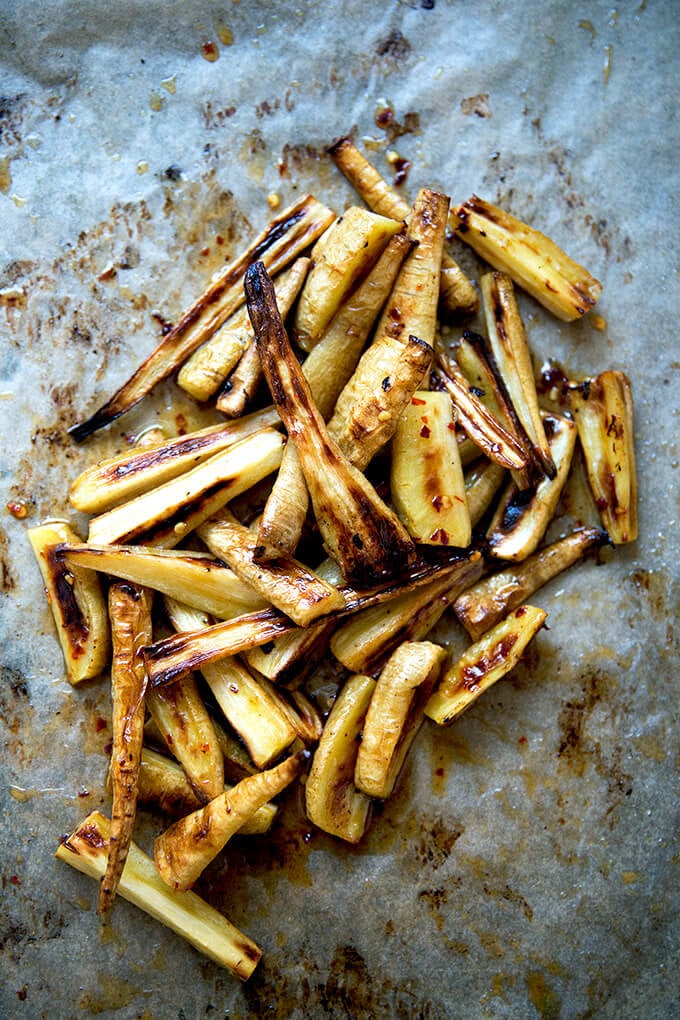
[1,2,678,1018]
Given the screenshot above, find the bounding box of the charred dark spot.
[381,376,391,391]
[163,164,183,181]
[499,488,534,531]
[77,822,107,851]
[392,156,411,187]
[44,547,90,654]
[460,633,519,689]
[376,30,411,61]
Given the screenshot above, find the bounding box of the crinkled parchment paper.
[1,2,678,1017]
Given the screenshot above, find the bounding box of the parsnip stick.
[425,605,547,725]
[216,337,263,418]
[178,259,310,401]
[155,752,306,891]
[245,261,418,586]
[88,427,285,548]
[69,407,280,514]
[453,194,602,321]
[56,811,262,978]
[99,582,153,915]
[464,459,507,527]
[453,526,608,640]
[481,271,556,478]
[328,136,478,319]
[69,195,335,440]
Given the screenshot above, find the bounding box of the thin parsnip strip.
[58,543,267,619]
[294,207,401,350]
[216,337,263,418]
[425,605,547,725]
[567,371,638,544]
[155,752,306,891]
[328,136,478,319]
[453,526,608,640]
[137,748,277,834]
[99,582,153,915]
[197,510,346,626]
[56,811,262,978]
[433,356,529,472]
[464,459,507,527]
[487,412,577,561]
[28,521,110,684]
[245,261,418,586]
[355,641,446,798]
[69,194,335,440]
[69,407,280,514]
[481,271,556,478]
[87,428,285,548]
[453,194,602,321]
[305,673,375,844]
[146,672,224,803]
[178,259,310,401]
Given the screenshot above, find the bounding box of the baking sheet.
[1,1,678,1017]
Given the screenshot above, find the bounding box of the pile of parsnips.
[29,137,637,980]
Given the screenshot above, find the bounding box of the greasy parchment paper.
[1,2,678,1018]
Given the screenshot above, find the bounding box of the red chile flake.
[95,717,107,733]
[201,40,219,62]
[392,157,411,187]
[411,397,426,406]
[375,105,394,129]
[420,422,431,438]
[6,500,28,519]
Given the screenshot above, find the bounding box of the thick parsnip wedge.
[455,330,534,489]
[330,551,484,674]
[69,195,335,441]
[355,641,446,798]
[328,137,478,319]
[201,658,298,768]
[305,673,375,844]
[144,609,298,688]
[487,413,577,561]
[434,355,529,472]
[28,521,109,684]
[88,428,285,548]
[146,672,224,803]
[258,677,324,744]
[372,188,450,353]
[178,259,309,401]
[328,335,433,471]
[294,207,401,351]
[391,391,471,547]
[155,752,305,891]
[454,526,608,640]
[138,748,277,834]
[567,371,638,544]
[425,605,547,725]
[255,234,415,560]
[59,544,266,620]
[197,511,346,626]
[216,338,263,418]
[69,408,280,514]
[453,194,602,321]
[245,261,417,586]
[56,811,261,978]
[481,272,556,478]
[99,582,153,915]
[464,459,507,527]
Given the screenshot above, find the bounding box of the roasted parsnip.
[155,752,306,891]
[453,526,608,640]
[137,747,277,834]
[245,261,417,586]
[294,207,401,351]
[567,371,638,544]
[178,259,309,401]
[56,811,262,978]
[487,413,577,561]
[146,672,224,803]
[28,520,110,684]
[464,459,508,527]
[391,391,471,547]
[305,673,375,844]
[425,605,547,725]
[216,337,263,418]
[197,511,346,626]
[355,641,446,798]
[481,271,555,478]
[328,136,478,319]
[69,407,280,514]
[453,194,602,321]
[69,194,335,440]
[59,543,267,620]
[88,427,285,548]
[99,582,153,915]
